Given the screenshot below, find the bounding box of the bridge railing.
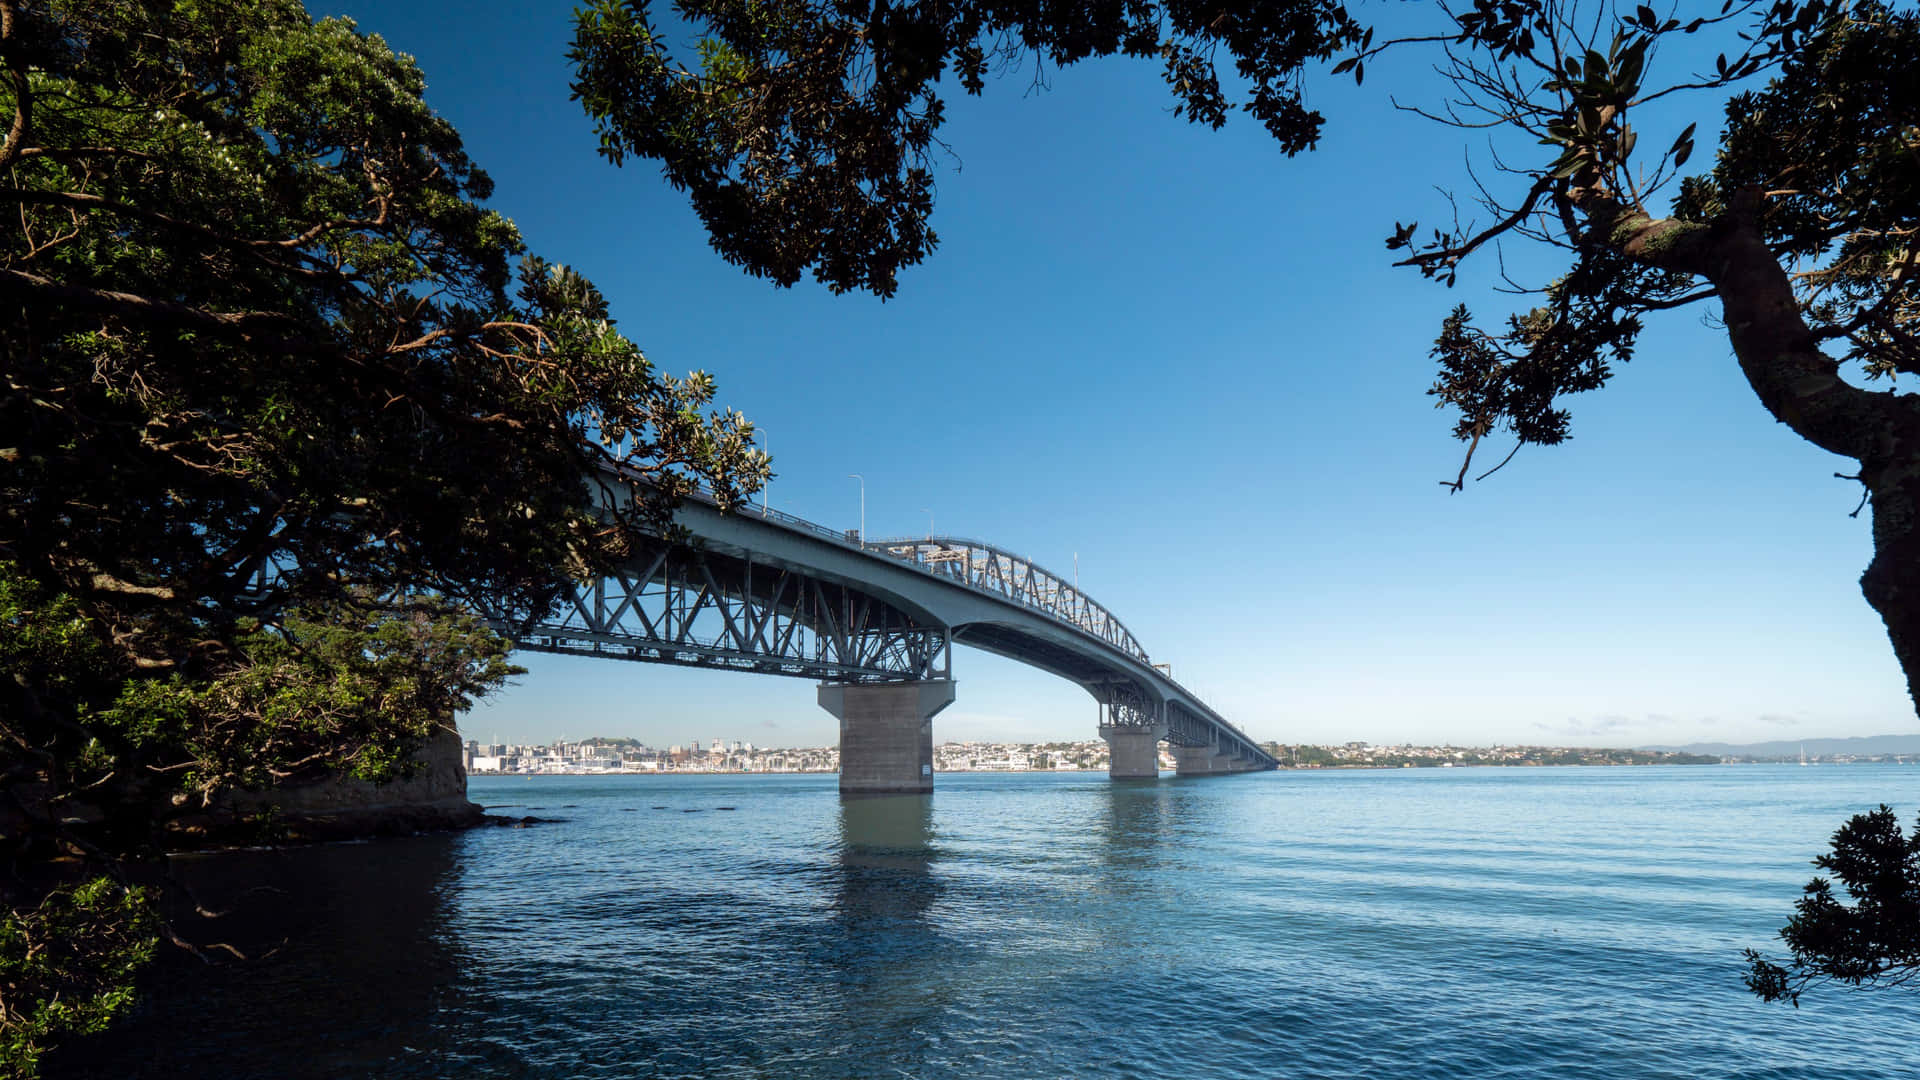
[686,489,864,548]
[677,489,1152,667]
[862,535,1152,667]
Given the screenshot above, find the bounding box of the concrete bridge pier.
[1172,746,1218,774]
[1173,744,1239,775]
[820,680,955,795]
[1103,730,1161,779]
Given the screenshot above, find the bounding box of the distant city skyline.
[461,733,1910,773]
[328,0,1916,751]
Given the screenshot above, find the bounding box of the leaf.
[1331,57,1357,75]
[1618,41,1646,91]
[1669,121,1697,167]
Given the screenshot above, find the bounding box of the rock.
[175,725,487,844]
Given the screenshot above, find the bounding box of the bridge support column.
[1173,745,1230,775]
[1103,730,1161,779]
[821,680,955,795]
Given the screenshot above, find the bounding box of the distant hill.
[1638,734,1920,758]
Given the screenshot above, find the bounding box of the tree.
[568,0,1920,716]
[568,0,1364,298]
[1745,805,1920,1005]
[1,0,765,1067]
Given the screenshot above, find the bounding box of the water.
[52,765,1920,1078]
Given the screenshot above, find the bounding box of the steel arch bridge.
[496,482,1275,784]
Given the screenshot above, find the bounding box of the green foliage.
[1263,742,1341,767]
[1,0,768,837]
[568,0,1363,296]
[1745,805,1920,1005]
[1,0,767,1061]
[569,0,1915,494]
[1263,743,1719,768]
[1381,1,1896,485]
[1679,4,1920,380]
[0,878,158,1078]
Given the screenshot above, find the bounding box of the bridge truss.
[478,487,1273,771]
[1093,683,1263,759]
[870,538,1149,665]
[500,543,951,684]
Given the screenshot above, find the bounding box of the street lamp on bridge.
[847,473,864,543]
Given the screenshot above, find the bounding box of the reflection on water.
[832,792,938,955]
[50,836,466,1080]
[1099,777,1175,868]
[824,793,944,1042]
[839,792,934,853]
[42,769,1920,1080]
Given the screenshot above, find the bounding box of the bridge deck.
[505,485,1275,772]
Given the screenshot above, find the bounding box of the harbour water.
[52,764,1920,1078]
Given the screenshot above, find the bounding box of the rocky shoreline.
[166,725,546,846]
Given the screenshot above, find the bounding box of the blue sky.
[323,2,1912,749]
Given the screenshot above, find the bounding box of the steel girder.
[1163,700,1213,748]
[1166,700,1263,760]
[501,543,951,684]
[1094,680,1164,739]
[870,538,1150,666]
[1094,686,1267,764]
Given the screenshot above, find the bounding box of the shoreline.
[467,758,1778,779]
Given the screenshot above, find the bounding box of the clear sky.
[321,1,1914,750]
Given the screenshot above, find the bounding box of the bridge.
[496,480,1277,793]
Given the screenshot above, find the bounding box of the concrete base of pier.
[1103,730,1161,779]
[1173,746,1241,775]
[821,680,955,795]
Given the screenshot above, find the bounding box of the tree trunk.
[1594,190,1920,716]
[1862,452,1920,712]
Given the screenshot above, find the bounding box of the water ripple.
[47,765,1920,1079]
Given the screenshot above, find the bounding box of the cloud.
[1531,714,1636,738]
[1760,713,1801,728]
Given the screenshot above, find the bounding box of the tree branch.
[0,267,333,355]
[0,0,27,173]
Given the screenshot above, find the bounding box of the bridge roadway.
[505,487,1276,792]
